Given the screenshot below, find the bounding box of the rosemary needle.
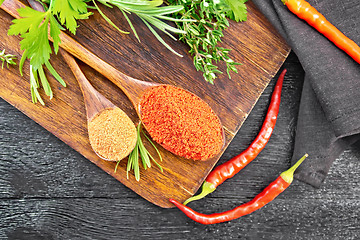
[115,122,163,181]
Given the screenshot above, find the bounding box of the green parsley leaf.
[8,7,51,70]
[7,3,65,104]
[8,7,46,36]
[49,15,62,54]
[225,0,248,22]
[52,0,92,34]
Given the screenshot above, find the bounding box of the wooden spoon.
[60,50,115,120]
[61,48,137,162]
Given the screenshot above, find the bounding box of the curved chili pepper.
[170,153,308,225]
[183,69,287,205]
[282,0,360,64]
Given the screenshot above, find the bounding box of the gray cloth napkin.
[252,0,360,187]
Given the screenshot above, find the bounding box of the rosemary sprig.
[0,49,17,69]
[115,122,163,181]
[167,0,247,83]
[97,0,193,57]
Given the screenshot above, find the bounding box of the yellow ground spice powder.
[88,107,137,161]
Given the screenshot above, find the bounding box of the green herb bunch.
[0,49,17,69]
[2,0,188,104]
[167,0,248,83]
[6,0,90,104]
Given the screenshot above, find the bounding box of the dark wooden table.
[0,51,359,239]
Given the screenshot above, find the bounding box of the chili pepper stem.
[183,182,216,205]
[280,153,308,184]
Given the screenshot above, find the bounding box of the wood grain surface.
[1,52,359,239]
[0,0,290,208]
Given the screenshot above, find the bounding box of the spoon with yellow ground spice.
[61,51,137,162]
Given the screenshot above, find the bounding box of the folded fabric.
[252,0,360,187]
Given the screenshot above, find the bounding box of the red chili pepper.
[183,69,287,205]
[170,153,308,225]
[282,0,360,64]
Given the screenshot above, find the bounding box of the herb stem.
[115,122,162,181]
[0,49,17,69]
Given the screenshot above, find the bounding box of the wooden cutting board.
[0,0,290,208]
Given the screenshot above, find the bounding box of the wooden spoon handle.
[1,0,158,108]
[61,50,115,120]
[57,30,158,109]
[57,32,144,103]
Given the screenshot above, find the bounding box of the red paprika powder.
[140,85,224,161]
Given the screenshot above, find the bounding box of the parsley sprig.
[6,0,89,104]
[8,0,91,73]
[168,0,248,83]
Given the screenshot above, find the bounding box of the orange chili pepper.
[282,0,360,64]
[170,154,308,225]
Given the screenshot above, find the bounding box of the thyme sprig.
[0,49,17,69]
[115,122,163,181]
[167,0,248,83]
